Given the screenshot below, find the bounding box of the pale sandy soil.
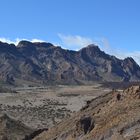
[0,84,111,129]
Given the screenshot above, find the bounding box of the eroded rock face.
[33,85,140,140]
[0,41,140,85]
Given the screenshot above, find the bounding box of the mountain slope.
[0,41,140,85]
[33,85,140,140]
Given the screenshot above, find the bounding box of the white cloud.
[31,39,45,43]
[0,38,19,45]
[58,34,95,50]
[0,37,45,45]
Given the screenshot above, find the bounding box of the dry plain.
[0,84,111,129]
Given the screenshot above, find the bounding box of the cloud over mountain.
[0,38,45,45]
[58,34,94,50]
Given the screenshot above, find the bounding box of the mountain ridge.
[0,40,140,85]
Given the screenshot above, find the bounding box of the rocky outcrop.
[0,41,140,85]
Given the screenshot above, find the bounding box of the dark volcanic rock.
[0,40,140,85]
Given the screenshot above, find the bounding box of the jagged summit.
[124,56,135,62]
[79,44,100,52]
[0,40,140,85]
[80,43,99,49]
[17,40,54,48]
[17,40,33,48]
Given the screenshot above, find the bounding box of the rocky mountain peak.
[79,44,100,52]
[86,44,99,48]
[124,57,135,63]
[17,40,55,50]
[17,40,33,48]
[123,57,140,72]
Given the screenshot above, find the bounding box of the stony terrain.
[33,85,140,140]
[0,41,140,86]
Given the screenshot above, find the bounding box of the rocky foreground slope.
[33,85,140,140]
[0,41,140,85]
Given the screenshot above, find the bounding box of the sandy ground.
[0,84,111,129]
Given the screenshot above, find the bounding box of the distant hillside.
[0,40,140,85]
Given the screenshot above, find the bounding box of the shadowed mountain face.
[0,40,140,85]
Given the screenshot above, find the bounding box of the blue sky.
[0,0,140,64]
